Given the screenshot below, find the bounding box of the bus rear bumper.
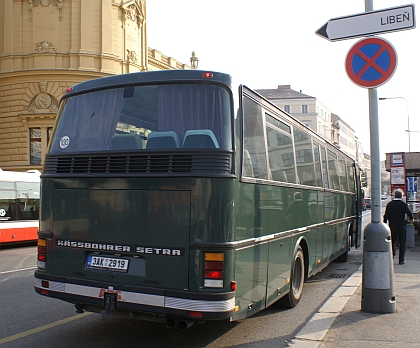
[34,271,235,321]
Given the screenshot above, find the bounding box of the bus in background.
[0,169,40,245]
[35,70,363,330]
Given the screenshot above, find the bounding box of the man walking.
[383,190,414,265]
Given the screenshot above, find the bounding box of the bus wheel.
[279,245,305,308]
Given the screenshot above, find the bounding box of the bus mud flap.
[101,293,117,321]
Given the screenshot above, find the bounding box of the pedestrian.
[383,190,414,265]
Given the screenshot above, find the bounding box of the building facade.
[331,113,356,160]
[256,85,332,140]
[256,86,363,160]
[0,0,190,171]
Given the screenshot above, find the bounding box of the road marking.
[0,266,37,275]
[0,312,93,345]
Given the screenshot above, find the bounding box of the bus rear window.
[49,84,232,154]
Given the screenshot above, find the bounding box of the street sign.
[316,4,416,41]
[345,37,397,88]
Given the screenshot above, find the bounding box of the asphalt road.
[0,212,372,348]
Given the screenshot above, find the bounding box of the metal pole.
[361,0,396,314]
[407,101,411,152]
[365,0,380,223]
[369,88,381,223]
[365,0,373,12]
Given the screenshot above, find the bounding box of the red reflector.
[38,254,46,262]
[41,280,49,288]
[204,270,223,279]
[231,281,237,291]
[202,72,213,78]
[38,246,46,254]
[40,289,49,295]
[204,261,223,270]
[189,311,203,318]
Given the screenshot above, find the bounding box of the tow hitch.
[101,293,117,320]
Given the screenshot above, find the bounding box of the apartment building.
[256,85,332,140]
[331,113,356,160]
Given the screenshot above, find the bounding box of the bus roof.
[64,70,232,98]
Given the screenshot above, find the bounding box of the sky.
[146,0,420,160]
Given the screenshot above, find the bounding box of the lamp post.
[379,97,410,152]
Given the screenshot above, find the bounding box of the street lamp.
[379,97,410,152]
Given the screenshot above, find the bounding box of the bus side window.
[313,144,323,187]
[319,147,328,188]
[266,125,295,183]
[347,162,356,192]
[327,150,340,190]
[243,149,254,177]
[338,157,349,191]
[293,128,315,186]
[242,96,268,179]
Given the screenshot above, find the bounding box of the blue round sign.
[345,37,397,88]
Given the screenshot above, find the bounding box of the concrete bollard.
[406,224,415,248]
[361,222,396,313]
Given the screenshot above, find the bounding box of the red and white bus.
[0,169,40,245]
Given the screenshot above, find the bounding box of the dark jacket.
[383,199,413,231]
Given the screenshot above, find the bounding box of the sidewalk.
[289,233,420,348]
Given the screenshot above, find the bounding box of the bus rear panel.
[35,71,237,325]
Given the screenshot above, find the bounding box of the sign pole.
[368,87,381,223]
[361,0,396,314]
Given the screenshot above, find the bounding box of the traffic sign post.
[345,37,397,88]
[316,4,415,41]
[315,0,409,314]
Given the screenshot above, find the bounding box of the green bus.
[35,70,363,331]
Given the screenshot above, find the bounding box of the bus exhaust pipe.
[165,317,179,329]
[178,319,195,331]
[74,303,84,313]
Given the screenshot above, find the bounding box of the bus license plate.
[87,256,129,272]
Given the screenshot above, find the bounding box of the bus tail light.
[40,280,50,295]
[204,253,224,288]
[37,239,47,269]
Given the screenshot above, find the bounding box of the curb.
[288,265,363,347]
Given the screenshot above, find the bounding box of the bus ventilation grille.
[43,153,232,176]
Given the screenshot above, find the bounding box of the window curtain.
[157,85,230,148]
[51,89,124,153]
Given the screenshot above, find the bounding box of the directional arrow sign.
[316,4,415,41]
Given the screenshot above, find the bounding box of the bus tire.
[279,245,305,308]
